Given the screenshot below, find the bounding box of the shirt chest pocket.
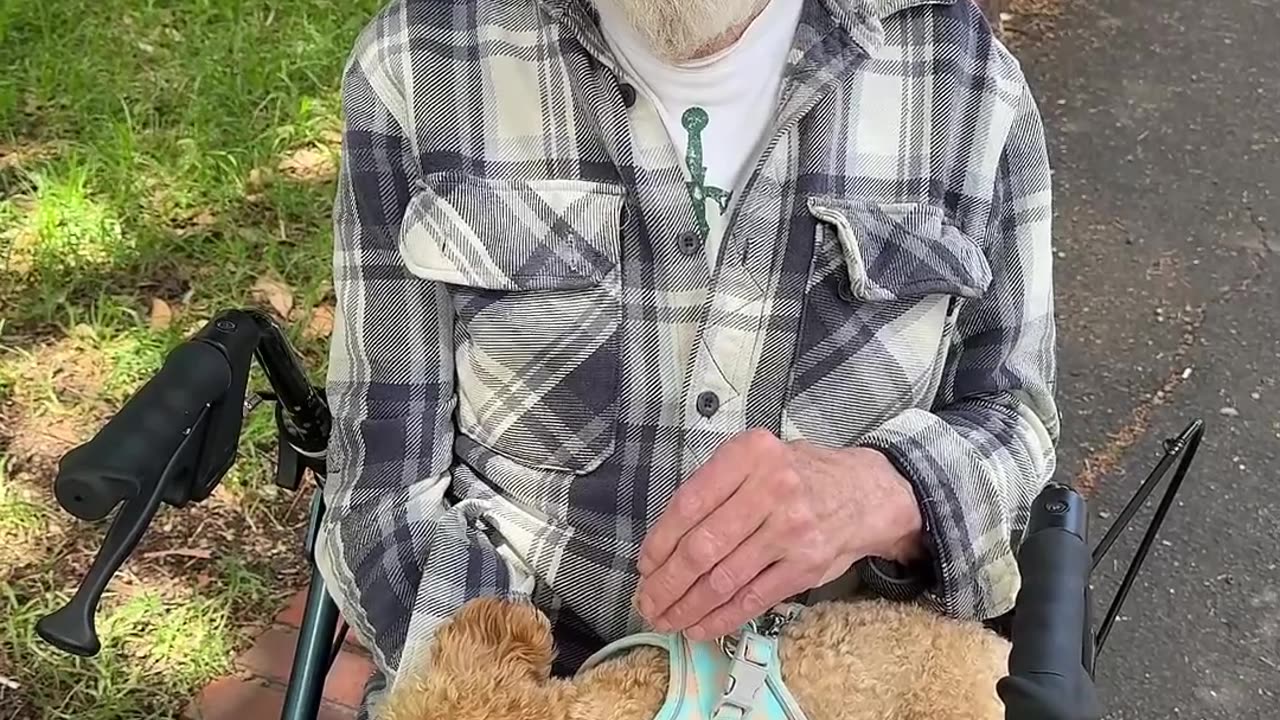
[399,174,625,476]
[780,197,993,446]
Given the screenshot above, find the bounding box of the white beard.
[598,0,769,62]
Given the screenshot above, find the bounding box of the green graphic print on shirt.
[681,107,732,242]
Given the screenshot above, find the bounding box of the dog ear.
[429,596,557,681]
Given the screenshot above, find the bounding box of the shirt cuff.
[854,407,1022,619]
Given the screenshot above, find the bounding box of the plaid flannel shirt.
[315,0,1058,697]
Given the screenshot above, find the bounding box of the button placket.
[685,332,741,430]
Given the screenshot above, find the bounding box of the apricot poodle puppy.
[379,595,1010,720]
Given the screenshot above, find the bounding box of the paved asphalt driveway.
[1006,0,1279,716]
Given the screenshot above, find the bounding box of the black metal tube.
[245,309,330,456]
[1094,420,1205,654]
[1090,437,1179,572]
[280,492,342,720]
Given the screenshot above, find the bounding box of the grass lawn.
[0,1,385,717]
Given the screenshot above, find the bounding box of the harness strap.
[575,603,810,720]
[578,632,674,674]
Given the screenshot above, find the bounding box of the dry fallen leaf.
[149,297,173,330]
[173,209,217,237]
[277,146,336,183]
[305,304,335,340]
[252,275,295,319]
[141,548,213,560]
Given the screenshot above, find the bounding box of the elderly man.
[317,0,1057,712]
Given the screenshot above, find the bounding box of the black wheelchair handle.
[36,308,330,659]
[36,338,234,656]
[999,482,1102,720]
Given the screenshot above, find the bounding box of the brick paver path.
[184,590,373,720]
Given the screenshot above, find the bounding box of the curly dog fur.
[379,596,1010,720]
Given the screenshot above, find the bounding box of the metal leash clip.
[717,603,803,658]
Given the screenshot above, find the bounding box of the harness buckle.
[710,604,804,719]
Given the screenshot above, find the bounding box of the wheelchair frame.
[281,494,345,720]
[32,308,1206,720]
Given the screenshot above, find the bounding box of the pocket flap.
[807,197,992,302]
[400,175,625,290]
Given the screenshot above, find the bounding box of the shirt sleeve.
[855,81,1059,620]
[313,46,524,677]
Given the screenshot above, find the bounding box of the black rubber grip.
[54,340,232,521]
[1009,497,1089,677]
[999,483,1101,720]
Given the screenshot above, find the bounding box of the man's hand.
[633,429,925,640]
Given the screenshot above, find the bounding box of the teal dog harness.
[577,604,810,720]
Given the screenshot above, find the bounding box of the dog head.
[378,597,570,720]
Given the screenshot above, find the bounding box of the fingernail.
[652,617,671,633]
[636,593,653,618]
[686,625,706,641]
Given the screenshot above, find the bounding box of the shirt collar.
[536,0,960,149]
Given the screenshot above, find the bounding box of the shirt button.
[837,275,856,302]
[618,82,637,109]
[677,231,703,257]
[696,391,720,418]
